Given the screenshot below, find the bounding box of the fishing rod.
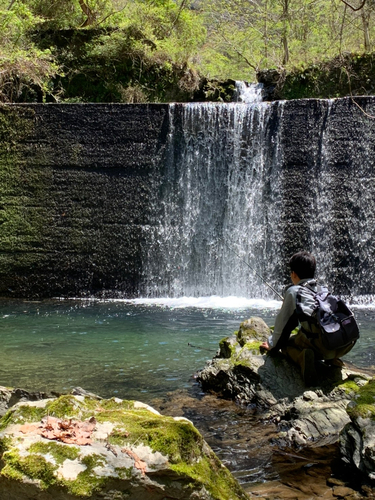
[220,239,283,301]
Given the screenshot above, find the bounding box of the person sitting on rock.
[260,250,354,386]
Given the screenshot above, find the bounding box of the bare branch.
[97,4,128,26]
[220,32,258,70]
[339,0,366,11]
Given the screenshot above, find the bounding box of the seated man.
[261,251,355,386]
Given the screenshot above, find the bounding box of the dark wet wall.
[0,104,169,298]
[0,98,375,299]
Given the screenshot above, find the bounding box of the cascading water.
[233,81,264,103]
[142,93,375,301]
[143,85,286,298]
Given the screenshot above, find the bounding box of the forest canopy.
[0,0,374,102]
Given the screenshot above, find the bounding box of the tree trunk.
[362,8,371,51]
[281,0,289,65]
[78,0,97,26]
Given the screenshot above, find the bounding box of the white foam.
[234,81,264,103]
[123,295,281,310]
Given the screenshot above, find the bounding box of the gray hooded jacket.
[268,278,319,350]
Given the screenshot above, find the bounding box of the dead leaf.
[121,447,147,476]
[19,416,96,445]
[19,423,41,434]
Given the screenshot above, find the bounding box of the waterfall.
[3,100,375,301]
[143,95,286,298]
[233,81,264,104]
[141,96,375,300]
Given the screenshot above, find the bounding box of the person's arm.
[261,287,299,352]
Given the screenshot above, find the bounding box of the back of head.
[289,251,316,279]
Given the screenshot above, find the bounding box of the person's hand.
[260,341,270,353]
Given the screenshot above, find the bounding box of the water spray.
[221,239,283,301]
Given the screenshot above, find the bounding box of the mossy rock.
[345,377,375,421]
[0,395,248,500]
[218,335,239,359]
[339,376,375,481]
[237,317,270,347]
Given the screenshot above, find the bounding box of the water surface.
[0,297,373,400]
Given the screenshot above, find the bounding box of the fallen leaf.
[19,423,40,434]
[19,416,97,445]
[121,447,147,476]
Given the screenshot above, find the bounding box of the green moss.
[0,105,54,291]
[98,398,134,412]
[171,450,247,500]
[0,405,46,431]
[346,378,375,420]
[65,453,108,497]
[219,337,235,358]
[335,379,361,395]
[107,411,203,464]
[29,441,80,464]
[2,449,57,489]
[242,341,262,353]
[45,394,84,418]
[114,467,132,479]
[0,395,247,499]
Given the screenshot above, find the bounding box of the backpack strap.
[295,281,321,338]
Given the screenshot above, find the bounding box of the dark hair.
[289,251,316,279]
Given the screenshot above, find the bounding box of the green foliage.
[0,2,60,102]
[1,0,375,100]
[279,52,375,99]
[27,0,115,29]
[198,0,375,81]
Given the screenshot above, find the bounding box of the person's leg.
[282,332,318,386]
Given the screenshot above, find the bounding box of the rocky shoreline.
[196,317,375,498]
[0,317,375,499]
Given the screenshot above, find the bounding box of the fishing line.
[220,238,283,300]
[188,342,216,352]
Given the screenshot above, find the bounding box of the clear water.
[0,297,374,402]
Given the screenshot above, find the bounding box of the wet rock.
[339,378,375,482]
[197,317,372,451]
[0,386,50,418]
[237,317,270,346]
[0,394,249,500]
[256,69,284,100]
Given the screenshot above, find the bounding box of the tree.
[0,0,60,102]
[336,0,375,52]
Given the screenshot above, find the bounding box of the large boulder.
[0,393,249,500]
[197,317,372,450]
[340,378,375,481]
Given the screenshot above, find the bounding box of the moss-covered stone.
[218,336,237,359]
[0,403,47,431]
[0,394,248,500]
[0,105,55,295]
[29,441,80,464]
[346,377,375,420]
[236,317,270,347]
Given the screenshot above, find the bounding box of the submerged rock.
[0,394,249,500]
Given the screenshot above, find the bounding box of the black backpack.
[296,282,360,350]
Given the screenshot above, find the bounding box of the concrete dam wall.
[1,99,375,300]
